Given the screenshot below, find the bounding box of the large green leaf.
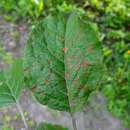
[36,123,68,130]
[24,13,104,112]
[0,59,23,107]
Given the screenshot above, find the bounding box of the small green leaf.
[0,59,23,107]
[37,123,68,130]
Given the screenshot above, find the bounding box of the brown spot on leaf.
[76,77,80,81]
[31,85,37,92]
[65,72,70,78]
[45,80,49,85]
[79,85,85,90]
[88,46,94,53]
[47,60,51,64]
[73,77,80,83]
[82,60,90,67]
[63,48,68,53]
[77,64,81,71]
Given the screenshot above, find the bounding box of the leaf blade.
[24,13,104,112]
[0,59,23,107]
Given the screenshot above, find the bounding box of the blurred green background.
[0,0,130,128]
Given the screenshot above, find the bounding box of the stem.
[16,100,28,129]
[81,112,85,130]
[71,113,78,130]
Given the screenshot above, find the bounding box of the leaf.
[0,59,23,107]
[24,13,104,112]
[36,123,68,130]
[2,126,14,130]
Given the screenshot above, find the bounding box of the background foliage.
[0,0,130,128]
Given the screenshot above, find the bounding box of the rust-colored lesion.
[63,47,68,53]
[75,59,90,72]
[87,44,96,54]
[31,85,38,92]
[72,76,80,88]
[47,60,52,65]
[44,79,49,85]
[65,72,70,79]
[82,60,90,68]
[88,46,94,53]
[44,70,52,86]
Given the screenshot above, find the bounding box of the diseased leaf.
[24,13,104,112]
[0,59,23,107]
[37,123,68,130]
